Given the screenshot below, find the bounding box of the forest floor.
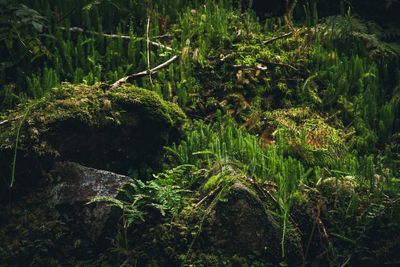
[0,1,400,266]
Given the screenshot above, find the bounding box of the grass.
[9,105,32,188]
[165,113,399,261]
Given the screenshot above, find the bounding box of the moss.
[261,107,347,166]
[107,85,186,127]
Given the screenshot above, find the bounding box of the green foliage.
[89,177,187,227]
[167,117,309,258]
[0,0,47,54]
[308,40,399,152]
[263,107,347,167]
[166,116,268,180]
[1,1,400,265]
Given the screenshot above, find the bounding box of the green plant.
[9,104,32,188]
[0,0,47,55]
[89,172,188,224]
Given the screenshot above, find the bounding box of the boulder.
[49,161,131,242]
[0,83,186,199]
[201,181,304,265]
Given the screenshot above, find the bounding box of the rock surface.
[50,161,131,242]
[202,181,304,265]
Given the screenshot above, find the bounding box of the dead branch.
[56,26,175,52]
[146,17,153,84]
[110,55,179,90]
[263,32,293,44]
[0,115,24,126]
[195,186,221,209]
[153,33,174,39]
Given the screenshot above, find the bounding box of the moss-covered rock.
[0,83,186,199]
[200,181,304,266]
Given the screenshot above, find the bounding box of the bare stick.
[146,17,153,85]
[0,115,24,126]
[56,26,175,52]
[195,186,221,208]
[110,55,179,90]
[263,32,293,44]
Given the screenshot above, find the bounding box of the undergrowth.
[1,0,400,266]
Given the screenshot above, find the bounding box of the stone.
[49,161,131,242]
[201,181,303,265]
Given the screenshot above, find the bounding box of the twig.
[153,33,174,39]
[56,26,175,52]
[119,258,131,267]
[146,17,153,85]
[263,32,293,44]
[340,256,352,267]
[251,180,278,206]
[110,55,179,90]
[0,115,24,126]
[195,186,221,208]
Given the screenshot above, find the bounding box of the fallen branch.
[56,26,175,52]
[195,186,221,209]
[263,32,293,44]
[0,115,24,126]
[110,55,179,90]
[146,17,153,84]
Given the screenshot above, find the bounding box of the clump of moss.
[261,107,347,166]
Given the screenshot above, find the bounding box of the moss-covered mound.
[0,83,186,198]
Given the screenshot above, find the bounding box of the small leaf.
[32,21,43,32]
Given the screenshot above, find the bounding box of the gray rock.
[50,161,131,242]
